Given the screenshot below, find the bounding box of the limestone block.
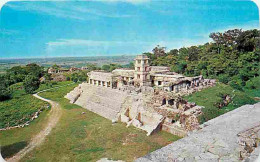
[121,115,130,123]
[131,119,143,128]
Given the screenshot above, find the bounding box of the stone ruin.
[65,54,216,136]
[136,102,260,162]
[65,81,212,137]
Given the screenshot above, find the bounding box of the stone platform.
[65,83,128,120]
[136,102,260,162]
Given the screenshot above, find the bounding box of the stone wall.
[136,102,260,162]
[88,71,113,82]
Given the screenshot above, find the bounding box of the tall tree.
[152,45,166,57]
[23,75,40,94]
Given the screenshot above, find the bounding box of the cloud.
[46,39,150,47]
[46,38,210,55]
[5,1,136,21]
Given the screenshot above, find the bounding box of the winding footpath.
[6,83,74,162]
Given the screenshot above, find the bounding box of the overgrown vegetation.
[146,29,260,123]
[63,71,88,83]
[146,29,260,91]
[0,63,44,99]
[0,83,49,129]
[184,83,257,123]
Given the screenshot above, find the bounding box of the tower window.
[137,75,140,79]
[138,67,140,71]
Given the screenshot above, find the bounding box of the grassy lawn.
[0,110,50,158]
[21,83,180,162]
[0,83,50,129]
[184,83,257,123]
[0,81,73,158]
[36,81,73,92]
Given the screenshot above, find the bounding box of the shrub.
[72,77,78,83]
[23,75,40,94]
[229,80,243,91]
[0,83,11,101]
[245,77,260,90]
[217,74,230,84]
[198,107,223,124]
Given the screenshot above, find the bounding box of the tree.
[23,75,40,94]
[210,29,242,54]
[44,73,52,81]
[236,29,260,52]
[167,49,178,57]
[152,45,166,57]
[102,65,110,72]
[25,63,44,78]
[0,79,11,101]
[52,64,60,70]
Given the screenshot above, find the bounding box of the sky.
[0,0,259,58]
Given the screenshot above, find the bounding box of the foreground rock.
[136,102,260,162]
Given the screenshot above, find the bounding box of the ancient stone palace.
[65,55,216,136]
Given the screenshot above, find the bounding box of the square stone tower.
[134,54,151,86]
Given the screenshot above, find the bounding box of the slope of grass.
[21,83,180,162]
[0,83,49,129]
[36,81,73,92]
[184,83,257,123]
[0,82,73,158]
[0,110,50,158]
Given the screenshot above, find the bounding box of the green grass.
[36,81,73,92]
[0,83,50,129]
[184,83,257,123]
[0,82,75,159]
[0,110,50,158]
[20,83,180,162]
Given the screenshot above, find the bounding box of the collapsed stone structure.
[136,102,260,162]
[65,55,216,136]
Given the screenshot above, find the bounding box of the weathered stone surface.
[136,102,260,162]
[97,158,125,162]
[65,83,128,120]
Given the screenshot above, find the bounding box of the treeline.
[145,29,260,91]
[0,64,44,100]
[87,62,134,72]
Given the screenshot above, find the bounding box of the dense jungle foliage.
[0,63,44,100]
[145,29,260,91]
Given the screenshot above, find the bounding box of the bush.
[229,77,243,91]
[66,76,71,81]
[0,83,11,101]
[198,107,223,124]
[217,74,230,84]
[23,75,40,94]
[245,77,260,89]
[72,77,78,83]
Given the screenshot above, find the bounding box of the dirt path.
[5,84,74,162]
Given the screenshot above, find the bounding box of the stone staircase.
[65,83,129,120]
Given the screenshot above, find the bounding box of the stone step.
[69,83,128,121]
[76,100,119,120]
